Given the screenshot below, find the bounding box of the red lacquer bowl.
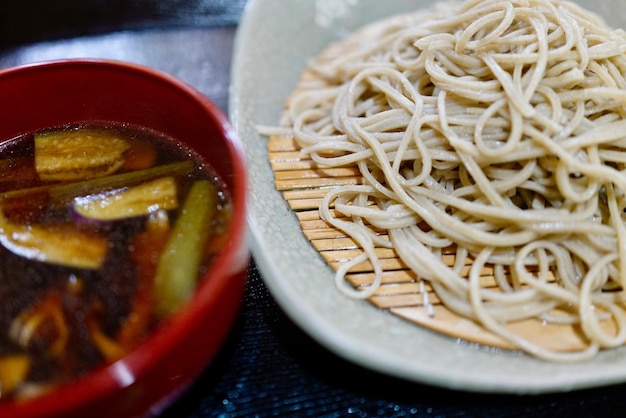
[0,59,249,418]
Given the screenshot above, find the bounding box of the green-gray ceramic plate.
[230,0,626,394]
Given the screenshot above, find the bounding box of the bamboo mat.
[268,132,617,353]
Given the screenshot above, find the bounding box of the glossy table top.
[2,1,626,416]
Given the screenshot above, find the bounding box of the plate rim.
[229,0,626,394]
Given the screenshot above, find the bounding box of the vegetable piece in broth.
[34,128,130,181]
[73,176,179,221]
[154,180,217,317]
[0,211,108,269]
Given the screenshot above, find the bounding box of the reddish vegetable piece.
[9,293,69,358]
[117,211,171,348]
[121,138,158,171]
[88,317,125,362]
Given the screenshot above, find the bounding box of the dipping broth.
[0,123,232,400]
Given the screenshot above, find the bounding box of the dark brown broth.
[0,122,231,399]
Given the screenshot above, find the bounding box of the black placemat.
[0,0,247,48]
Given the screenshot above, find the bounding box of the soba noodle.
[265,0,626,362]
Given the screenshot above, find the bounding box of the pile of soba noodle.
[275,0,626,362]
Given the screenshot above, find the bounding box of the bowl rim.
[0,58,249,416]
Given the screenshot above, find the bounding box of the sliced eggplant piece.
[0,211,108,269]
[34,128,130,181]
[73,177,178,221]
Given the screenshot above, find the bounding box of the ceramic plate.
[229,0,626,394]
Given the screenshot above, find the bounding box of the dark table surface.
[2,1,626,417]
